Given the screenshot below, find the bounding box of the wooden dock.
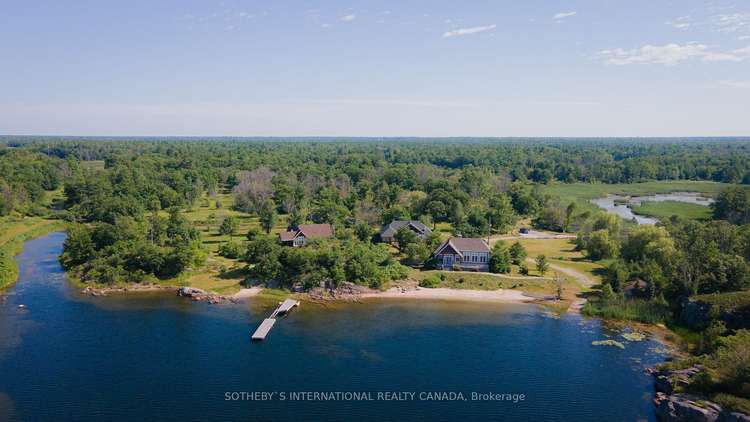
[251,299,299,341]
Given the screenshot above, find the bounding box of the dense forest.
[2,136,750,412]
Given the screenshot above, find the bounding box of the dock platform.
[251,318,276,340]
[251,299,299,341]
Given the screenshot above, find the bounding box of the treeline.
[0,148,64,215]
[4,138,749,286]
[6,137,750,184]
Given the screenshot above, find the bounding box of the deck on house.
[251,299,300,341]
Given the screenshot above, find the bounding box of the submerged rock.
[622,331,647,342]
[592,339,625,349]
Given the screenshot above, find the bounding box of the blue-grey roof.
[379,220,431,238]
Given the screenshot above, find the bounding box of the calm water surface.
[591,192,713,225]
[0,233,666,421]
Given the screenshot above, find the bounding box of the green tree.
[490,241,512,273]
[219,216,239,239]
[259,199,278,234]
[712,186,750,225]
[564,202,577,232]
[354,221,373,242]
[205,213,217,232]
[605,261,629,292]
[59,224,95,269]
[244,235,282,281]
[535,254,549,276]
[586,229,619,260]
[394,226,419,252]
[509,241,527,265]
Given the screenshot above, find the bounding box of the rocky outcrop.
[651,366,750,422]
[80,285,239,304]
[176,286,240,304]
[655,393,722,422]
[176,287,206,297]
[307,282,373,302]
[82,284,174,296]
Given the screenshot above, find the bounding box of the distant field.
[541,180,733,212]
[630,200,712,221]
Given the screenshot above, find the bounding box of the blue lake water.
[0,233,666,421]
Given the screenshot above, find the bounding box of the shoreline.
[359,286,536,303]
[0,222,66,292]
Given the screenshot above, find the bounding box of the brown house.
[433,237,490,271]
[279,224,334,247]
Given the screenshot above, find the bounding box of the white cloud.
[340,14,356,22]
[702,46,750,62]
[553,11,577,20]
[666,16,691,30]
[598,42,750,65]
[713,13,750,33]
[718,80,750,88]
[442,24,496,38]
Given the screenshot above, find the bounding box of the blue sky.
[1,0,749,136]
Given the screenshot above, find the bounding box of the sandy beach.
[232,287,263,299]
[360,287,535,303]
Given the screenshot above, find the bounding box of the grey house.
[433,237,491,271]
[379,220,432,244]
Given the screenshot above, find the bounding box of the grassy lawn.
[630,200,712,221]
[180,192,288,254]
[497,237,604,287]
[541,180,733,213]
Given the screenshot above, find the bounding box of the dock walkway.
[251,299,299,340]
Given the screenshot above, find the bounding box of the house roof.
[298,224,333,238]
[380,220,431,237]
[434,237,490,257]
[279,231,296,242]
[280,224,334,242]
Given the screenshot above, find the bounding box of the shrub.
[218,241,243,259]
[419,275,440,288]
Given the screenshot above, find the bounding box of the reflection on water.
[0,233,665,421]
[591,192,713,225]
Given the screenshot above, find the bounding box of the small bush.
[419,275,440,288]
[713,394,750,415]
[218,241,243,259]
